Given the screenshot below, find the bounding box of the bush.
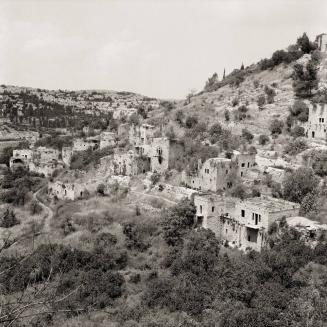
[259,134,270,145]
[257,95,266,109]
[0,208,20,228]
[96,183,106,196]
[264,85,276,104]
[283,167,319,203]
[290,126,305,138]
[284,138,308,155]
[185,115,198,129]
[269,119,284,136]
[242,129,254,143]
[290,100,309,122]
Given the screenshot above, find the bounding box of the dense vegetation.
[1,198,327,326]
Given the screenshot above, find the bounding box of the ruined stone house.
[113,150,150,176]
[9,149,33,169]
[48,180,87,200]
[73,137,100,152]
[183,158,233,192]
[148,137,183,173]
[303,103,327,141]
[194,194,300,251]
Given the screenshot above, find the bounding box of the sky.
[0,0,326,99]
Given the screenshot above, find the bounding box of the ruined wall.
[48,181,86,200]
[62,147,73,167]
[100,131,116,149]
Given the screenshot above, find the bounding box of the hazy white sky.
[0,0,326,99]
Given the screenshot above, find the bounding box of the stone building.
[230,150,256,178]
[315,33,327,52]
[129,123,155,148]
[303,103,327,141]
[29,160,64,177]
[34,146,60,162]
[183,157,233,192]
[99,131,116,149]
[112,150,150,176]
[148,137,183,173]
[9,149,33,169]
[48,180,87,200]
[73,137,100,152]
[194,194,300,251]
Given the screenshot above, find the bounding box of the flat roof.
[240,196,300,212]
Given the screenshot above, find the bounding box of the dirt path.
[33,187,53,234]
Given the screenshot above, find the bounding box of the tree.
[175,110,185,125]
[0,146,13,166]
[290,126,305,138]
[296,32,316,54]
[185,115,198,129]
[269,119,284,136]
[96,183,106,196]
[242,129,254,143]
[170,228,220,276]
[205,73,218,91]
[293,60,318,98]
[283,167,319,203]
[161,198,196,246]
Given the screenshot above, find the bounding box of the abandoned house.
[195,194,300,251]
[9,149,33,169]
[73,137,100,152]
[303,103,327,141]
[148,137,183,173]
[183,157,234,192]
[48,180,87,201]
[112,150,150,176]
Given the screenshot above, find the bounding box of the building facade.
[303,103,327,141]
[194,195,300,251]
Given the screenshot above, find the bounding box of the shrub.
[96,183,106,196]
[185,115,198,129]
[284,138,308,155]
[269,119,284,136]
[150,172,161,185]
[290,126,305,138]
[232,98,239,107]
[290,100,309,122]
[0,208,20,228]
[257,95,266,109]
[283,167,319,203]
[259,134,270,145]
[242,129,254,143]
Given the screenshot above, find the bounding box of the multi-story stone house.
[194,194,300,251]
[182,157,234,192]
[148,137,183,174]
[303,103,327,141]
[112,150,150,176]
